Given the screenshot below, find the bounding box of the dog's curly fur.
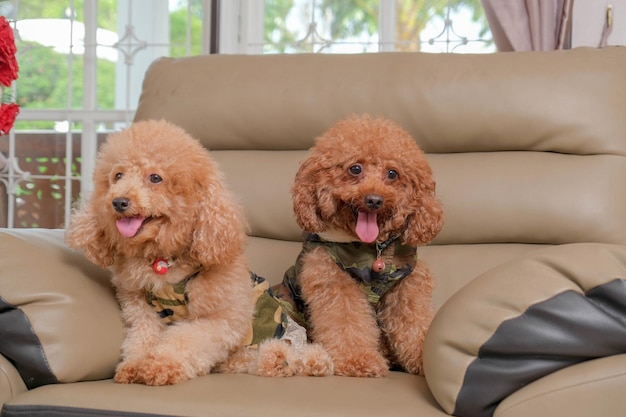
[291,114,444,377]
[66,120,332,385]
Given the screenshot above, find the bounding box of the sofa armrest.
[0,354,27,407]
[0,228,124,390]
[423,243,626,417]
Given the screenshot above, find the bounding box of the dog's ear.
[291,157,326,234]
[402,164,445,246]
[65,199,115,268]
[189,178,248,267]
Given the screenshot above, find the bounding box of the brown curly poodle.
[288,114,444,377]
[66,119,332,385]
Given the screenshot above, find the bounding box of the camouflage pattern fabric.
[143,236,414,344]
[279,234,417,320]
[145,270,290,347]
[145,272,199,324]
[245,273,289,347]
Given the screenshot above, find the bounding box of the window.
[0,0,492,228]
[221,0,493,54]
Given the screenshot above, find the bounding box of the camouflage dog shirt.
[275,233,418,327]
[145,270,298,348]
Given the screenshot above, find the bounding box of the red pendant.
[372,257,385,273]
[153,258,169,274]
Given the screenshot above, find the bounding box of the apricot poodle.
[286,114,444,377]
[66,119,331,385]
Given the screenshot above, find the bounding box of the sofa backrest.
[134,47,626,305]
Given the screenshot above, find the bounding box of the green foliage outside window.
[12,0,201,131]
[12,0,488,127]
[264,0,490,53]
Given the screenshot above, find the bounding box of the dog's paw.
[254,339,298,377]
[114,360,143,384]
[399,353,425,376]
[390,339,426,375]
[332,351,389,378]
[403,362,425,376]
[294,343,334,376]
[256,347,296,377]
[134,354,194,386]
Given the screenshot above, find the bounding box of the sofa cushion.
[1,372,445,417]
[134,48,626,156]
[424,243,626,417]
[0,229,123,389]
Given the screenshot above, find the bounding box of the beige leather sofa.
[1,47,626,417]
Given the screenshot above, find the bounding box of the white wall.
[571,0,625,47]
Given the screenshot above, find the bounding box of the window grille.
[0,0,493,229]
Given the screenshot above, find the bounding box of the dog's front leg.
[114,289,164,383]
[377,262,434,375]
[136,316,248,385]
[299,247,389,377]
[133,264,254,385]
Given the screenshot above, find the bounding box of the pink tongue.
[355,211,379,243]
[116,216,145,238]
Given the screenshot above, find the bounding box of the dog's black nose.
[365,194,383,210]
[112,197,130,213]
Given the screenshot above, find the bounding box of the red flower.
[0,16,19,135]
[0,16,18,87]
[0,102,19,134]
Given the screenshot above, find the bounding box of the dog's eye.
[114,172,123,181]
[348,164,362,176]
[387,169,399,180]
[149,174,162,184]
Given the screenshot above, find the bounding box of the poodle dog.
[285,114,444,377]
[66,119,331,385]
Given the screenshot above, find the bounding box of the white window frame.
[3,0,204,228]
[220,0,399,54]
